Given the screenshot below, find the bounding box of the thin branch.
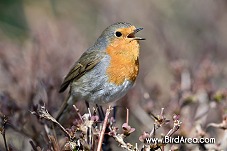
[112,134,134,150]
[73,105,83,122]
[1,115,9,151]
[97,106,112,151]
[160,108,164,117]
[166,118,182,137]
[29,140,40,151]
[31,101,71,139]
[126,108,129,125]
[48,135,61,151]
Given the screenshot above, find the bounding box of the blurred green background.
[0,0,227,150]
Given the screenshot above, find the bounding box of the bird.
[56,22,145,122]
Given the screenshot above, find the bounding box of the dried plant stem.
[112,134,133,150]
[29,140,41,151]
[97,106,112,151]
[31,102,71,139]
[73,105,83,121]
[2,129,8,151]
[150,124,156,136]
[48,135,61,151]
[1,116,9,151]
[49,116,71,139]
[126,108,129,124]
[160,108,164,117]
[166,119,181,137]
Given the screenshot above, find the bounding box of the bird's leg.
[113,106,117,121]
[96,104,105,121]
[85,101,90,109]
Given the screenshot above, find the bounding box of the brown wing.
[59,50,105,92]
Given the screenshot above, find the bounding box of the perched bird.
[56,22,144,122]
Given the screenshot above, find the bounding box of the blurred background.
[0,0,227,150]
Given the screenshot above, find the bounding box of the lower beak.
[132,28,145,40]
[133,37,146,40]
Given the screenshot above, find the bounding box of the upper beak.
[131,28,145,40]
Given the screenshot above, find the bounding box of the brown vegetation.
[0,1,227,150]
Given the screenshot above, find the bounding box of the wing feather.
[59,50,105,92]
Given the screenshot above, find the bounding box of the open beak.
[128,27,145,40]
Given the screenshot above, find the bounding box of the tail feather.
[56,94,75,123]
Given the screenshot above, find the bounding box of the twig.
[97,106,112,151]
[88,108,92,118]
[150,123,156,137]
[160,108,164,117]
[126,108,129,125]
[48,135,61,151]
[31,101,71,139]
[166,117,182,137]
[2,128,8,151]
[112,134,135,150]
[29,140,41,151]
[87,126,92,145]
[73,105,83,122]
[1,115,9,151]
[150,108,170,129]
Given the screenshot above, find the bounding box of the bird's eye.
[115,31,122,37]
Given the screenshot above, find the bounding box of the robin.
[56,22,144,122]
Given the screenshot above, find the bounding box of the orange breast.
[106,38,140,85]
